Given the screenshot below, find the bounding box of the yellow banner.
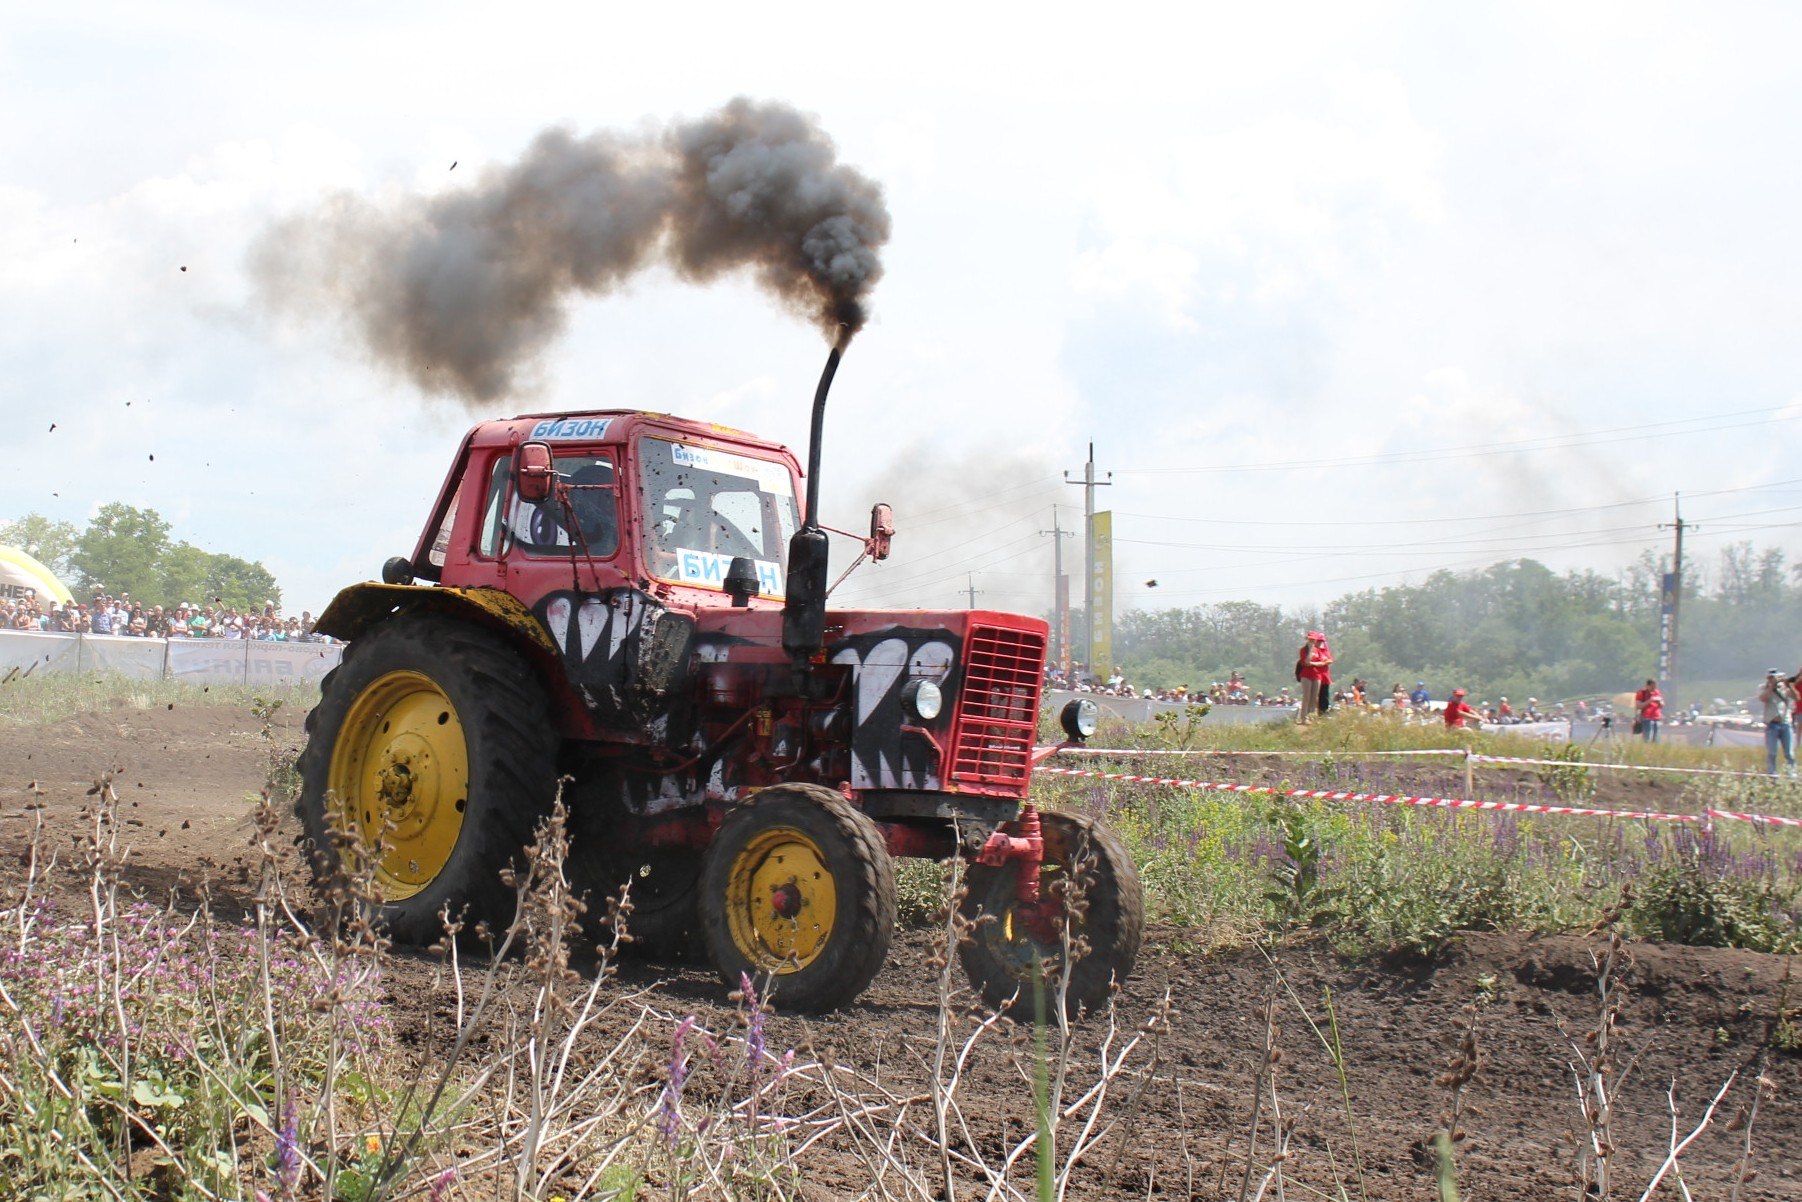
[1089,511,1112,676]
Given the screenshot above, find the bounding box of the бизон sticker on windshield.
[670,443,794,495]
[674,549,786,598]
[530,417,612,440]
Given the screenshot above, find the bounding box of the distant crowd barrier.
[1045,695,1776,750]
[0,629,342,687]
[1043,689,1296,726]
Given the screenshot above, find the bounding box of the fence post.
[1463,749,1475,798]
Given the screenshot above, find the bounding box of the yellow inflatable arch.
[0,545,75,606]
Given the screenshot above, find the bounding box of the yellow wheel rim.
[326,670,470,901]
[724,826,838,974]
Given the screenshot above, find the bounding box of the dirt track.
[3,701,1798,1199]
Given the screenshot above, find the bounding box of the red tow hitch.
[974,804,1062,941]
[975,803,1045,902]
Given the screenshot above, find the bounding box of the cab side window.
[509,453,621,558]
[479,456,511,558]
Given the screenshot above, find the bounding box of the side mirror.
[869,502,895,561]
[517,442,555,503]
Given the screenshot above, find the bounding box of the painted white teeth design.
[577,599,608,661]
[856,638,908,725]
[545,597,572,654]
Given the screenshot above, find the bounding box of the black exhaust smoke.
[250,98,889,404]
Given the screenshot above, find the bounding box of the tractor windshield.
[638,436,799,598]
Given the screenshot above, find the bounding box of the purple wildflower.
[658,1015,696,1146]
[275,1097,301,1200]
[427,1166,457,1201]
[741,972,765,1077]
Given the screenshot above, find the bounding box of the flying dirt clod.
[250,98,889,405]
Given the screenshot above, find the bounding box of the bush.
[1626,829,1801,953]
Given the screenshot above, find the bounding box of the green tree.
[69,504,172,600]
[201,553,281,613]
[0,513,81,577]
[159,542,213,609]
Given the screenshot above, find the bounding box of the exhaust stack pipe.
[782,333,847,664]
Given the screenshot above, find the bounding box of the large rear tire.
[698,785,896,1013]
[958,811,1143,1018]
[297,616,557,943]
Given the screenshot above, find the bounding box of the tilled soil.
[2,702,1797,1199]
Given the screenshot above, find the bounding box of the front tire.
[297,616,557,943]
[958,811,1144,1018]
[698,785,896,1013]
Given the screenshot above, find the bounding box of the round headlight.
[1059,697,1099,740]
[903,678,944,721]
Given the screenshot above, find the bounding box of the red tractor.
[298,346,1142,1012]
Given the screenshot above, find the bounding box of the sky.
[3,1,1800,622]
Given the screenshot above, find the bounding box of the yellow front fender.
[314,583,559,657]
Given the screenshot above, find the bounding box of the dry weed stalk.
[1234,992,1282,1202]
[1725,1061,1775,1202]
[1553,905,1638,1200]
[1431,1002,1482,1200]
[1638,1072,1738,1201]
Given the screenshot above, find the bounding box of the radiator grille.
[949,625,1046,789]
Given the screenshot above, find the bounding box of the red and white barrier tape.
[1033,765,1802,827]
[1040,746,1464,759]
[1706,808,1802,828]
[1042,745,1779,781]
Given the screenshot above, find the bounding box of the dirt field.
[3,701,1798,1200]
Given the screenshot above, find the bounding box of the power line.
[1110,503,1802,558]
[1110,477,1802,529]
[831,536,1046,604]
[1118,518,1802,602]
[1113,405,1801,476]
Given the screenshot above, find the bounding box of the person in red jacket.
[1634,679,1664,743]
[1443,687,1478,729]
[1295,630,1333,725]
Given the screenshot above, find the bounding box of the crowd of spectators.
[1,587,330,642]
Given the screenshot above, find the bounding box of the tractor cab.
[405,411,805,613]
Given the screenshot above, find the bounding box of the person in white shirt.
[1758,669,1797,776]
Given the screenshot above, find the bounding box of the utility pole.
[1039,509,1075,677]
[964,573,982,610]
[1065,443,1112,680]
[1657,494,1692,694]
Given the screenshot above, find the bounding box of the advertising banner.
[0,630,80,678]
[1088,510,1112,677]
[1055,573,1070,679]
[166,638,250,684]
[1657,571,1678,685]
[78,634,167,680]
[246,640,342,685]
[0,631,343,686]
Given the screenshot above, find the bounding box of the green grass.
[0,671,318,727]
